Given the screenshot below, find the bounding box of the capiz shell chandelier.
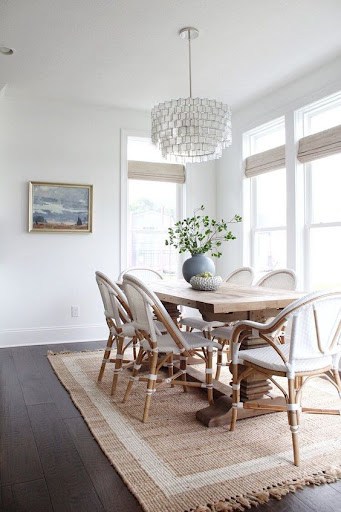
[151,27,232,164]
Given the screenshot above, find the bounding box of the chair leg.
[142,349,158,423]
[226,343,232,363]
[180,355,188,393]
[204,330,212,340]
[206,346,214,404]
[98,331,115,382]
[230,363,240,431]
[132,336,138,360]
[295,376,303,390]
[111,335,124,396]
[215,343,223,380]
[168,355,174,388]
[122,347,144,403]
[288,378,300,466]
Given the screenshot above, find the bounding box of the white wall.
[0,95,217,347]
[216,55,341,278]
[3,54,340,347]
[185,160,217,219]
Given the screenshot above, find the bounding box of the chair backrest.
[225,266,254,286]
[122,274,191,353]
[285,291,341,362]
[237,290,341,366]
[255,269,297,290]
[95,271,131,330]
[117,267,164,284]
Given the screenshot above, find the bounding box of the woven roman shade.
[244,145,285,178]
[128,160,185,184]
[297,124,341,163]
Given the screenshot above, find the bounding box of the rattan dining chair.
[122,274,222,422]
[254,268,297,289]
[95,271,138,395]
[229,290,341,466]
[117,266,164,284]
[180,267,255,337]
[212,268,297,380]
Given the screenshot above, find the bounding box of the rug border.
[47,350,341,512]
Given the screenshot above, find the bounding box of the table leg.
[239,337,272,401]
[196,309,283,427]
[162,301,181,325]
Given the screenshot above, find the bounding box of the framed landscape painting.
[29,182,93,233]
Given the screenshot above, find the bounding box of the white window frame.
[296,92,341,290]
[243,91,341,291]
[120,129,185,275]
[243,117,287,271]
[303,159,341,290]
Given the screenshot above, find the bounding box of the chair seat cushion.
[238,343,333,373]
[211,325,234,339]
[141,332,221,354]
[181,317,225,331]
[184,332,222,350]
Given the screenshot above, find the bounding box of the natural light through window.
[250,123,285,154]
[300,92,341,290]
[127,179,178,275]
[126,136,181,277]
[245,117,287,272]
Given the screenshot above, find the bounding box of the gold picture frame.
[29,181,93,233]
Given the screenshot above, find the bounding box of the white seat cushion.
[181,317,225,331]
[211,325,234,339]
[183,332,222,350]
[238,343,333,373]
[141,332,221,354]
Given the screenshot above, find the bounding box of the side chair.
[254,268,297,289]
[117,266,164,284]
[229,290,341,466]
[212,267,297,380]
[95,271,138,395]
[122,274,222,422]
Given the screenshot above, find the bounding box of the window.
[242,91,341,291]
[298,93,341,290]
[302,93,341,136]
[124,136,184,277]
[244,118,287,272]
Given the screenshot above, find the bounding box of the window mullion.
[285,112,298,275]
[250,177,257,267]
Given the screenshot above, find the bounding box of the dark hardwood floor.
[1,341,340,512]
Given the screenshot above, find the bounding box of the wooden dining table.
[150,279,304,427]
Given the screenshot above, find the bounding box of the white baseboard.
[0,324,107,348]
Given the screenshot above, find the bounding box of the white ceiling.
[1,0,341,111]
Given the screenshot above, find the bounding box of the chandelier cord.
[188,28,192,98]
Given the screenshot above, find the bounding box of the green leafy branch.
[165,205,242,258]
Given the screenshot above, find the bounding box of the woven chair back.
[95,271,131,330]
[123,274,191,353]
[286,292,341,361]
[117,267,163,284]
[225,266,254,285]
[256,269,297,290]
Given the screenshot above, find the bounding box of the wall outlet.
[71,305,80,318]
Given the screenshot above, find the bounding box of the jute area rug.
[48,350,341,512]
